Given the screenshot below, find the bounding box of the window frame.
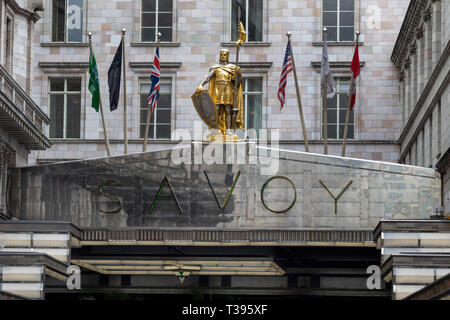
[322,0,355,42]
[138,77,172,139]
[322,78,354,140]
[230,0,264,43]
[242,77,263,136]
[48,78,82,139]
[51,0,85,43]
[140,0,173,43]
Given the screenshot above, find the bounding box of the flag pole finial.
[88,32,92,40]
[356,30,360,38]
[157,32,162,40]
[286,32,291,39]
[322,27,327,33]
[122,28,126,35]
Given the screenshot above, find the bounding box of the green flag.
[89,50,100,112]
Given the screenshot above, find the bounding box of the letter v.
[204,170,241,213]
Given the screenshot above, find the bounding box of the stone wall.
[29,0,409,163]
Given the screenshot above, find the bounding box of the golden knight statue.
[191,22,246,142]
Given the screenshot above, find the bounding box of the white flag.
[321,33,337,98]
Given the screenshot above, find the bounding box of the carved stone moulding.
[0,139,16,168]
[398,71,405,82]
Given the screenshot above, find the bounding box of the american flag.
[147,43,160,113]
[278,39,293,109]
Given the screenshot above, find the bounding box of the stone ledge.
[38,62,89,69]
[221,42,271,47]
[40,42,89,47]
[312,41,364,47]
[130,42,181,47]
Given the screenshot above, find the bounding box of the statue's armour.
[213,66,235,105]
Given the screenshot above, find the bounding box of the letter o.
[261,176,297,214]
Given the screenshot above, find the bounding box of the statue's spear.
[232,7,246,131]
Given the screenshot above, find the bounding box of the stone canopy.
[10,142,441,229]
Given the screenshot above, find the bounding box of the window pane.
[49,95,64,138]
[142,0,156,11]
[323,12,337,26]
[340,0,354,11]
[158,0,172,12]
[339,82,350,92]
[156,109,171,124]
[339,93,349,107]
[327,124,337,139]
[339,27,354,41]
[140,124,154,138]
[247,79,262,92]
[160,82,171,92]
[327,109,337,124]
[52,0,66,42]
[231,0,246,41]
[339,109,354,124]
[158,27,172,41]
[158,94,171,107]
[246,94,262,131]
[50,79,64,91]
[158,13,172,27]
[67,78,81,91]
[140,83,151,93]
[66,94,81,138]
[140,109,148,124]
[340,12,354,27]
[323,0,337,11]
[142,13,156,27]
[339,124,354,139]
[67,0,83,42]
[156,124,171,139]
[141,27,155,41]
[327,95,337,108]
[248,0,263,41]
[140,94,148,110]
[325,27,337,41]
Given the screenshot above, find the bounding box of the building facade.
[28,0,410,164]
[0,0,51,218]
[392,0,449,212]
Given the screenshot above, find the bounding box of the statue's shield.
[191,90,218,129]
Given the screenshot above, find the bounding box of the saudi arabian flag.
[89,50,100,112]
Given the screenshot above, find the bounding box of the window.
[231,0,263,42]
[323,0,354,42]
[243,78,263,135]
[139,78,172,139]
[323,79,354,139]
[141,0,173,42]
[49,78,81,138]
[52,0,84,42]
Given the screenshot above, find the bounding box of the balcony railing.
[0,64,51,150]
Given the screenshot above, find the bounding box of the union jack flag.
[147,43,160,113]
[278,39,293,109]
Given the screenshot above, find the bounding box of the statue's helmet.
[219,49,230,63]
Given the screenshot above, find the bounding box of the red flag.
[350,41,360,110]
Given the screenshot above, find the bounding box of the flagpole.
[88,32,111,157]
[322,27,328,155]
[287,32,309,152]
[142,32,161,152]
[341,31,360,157]
[122,28,128,154]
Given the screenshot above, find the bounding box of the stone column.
[399,72,406,128]
[0,140,15,215]
[404,60,411,118]
[416,26,425,95]
[410,43,417,107]
[423,7,432,83]
[431,0,442,68]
